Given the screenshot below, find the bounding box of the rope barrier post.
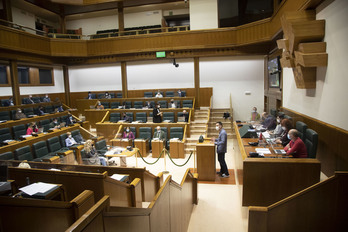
[134,145,138,168]
[194,147,196,174]
[163,148,169,174]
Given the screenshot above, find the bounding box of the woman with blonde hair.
[84,139,107,166]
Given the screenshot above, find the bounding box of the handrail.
[229,93,234,131]
[78,125,98,138]
[100,110,110,123]
[205,96,212,138]
[0,18,46,36]
[114,124,123,139]
[182,124,187,143]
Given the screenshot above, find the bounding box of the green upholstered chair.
[32,97,41,103]
[158,100,167,108]
[12,124,27,140]
[134,101,144,109]
[98,93,104,99]
[138,127,152,140]
[144,92,153,98]
[71,130,85,144]
[0,111,11,121]
[40,119,51,132]
[95,139,108,155]
[60,115,68,124]
[136,112,147,123]
[23,107,34,117]
[116,93,123,98]
[14,146,33,161]
[47,136,69,154]
[124,101,132,109]
[0,151,14,160]
[59,133,68,148]
[163,112,175,122]
[125,112,133,122]
[270,108,277,117]
[169,127,184,140]
[296,121,308,142]
[0,128,13,143]
[110,93,115,98]
[101,102,110,109]
[44,105,54,113]
[181,90,186,97]
[32,141,56,161]
[182,100,193,108]
[110,112,121,122]
[165,91,174,97]
[284,114,292,121]
[110,102,120,109]
[305,129,318,158]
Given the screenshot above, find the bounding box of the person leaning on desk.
[275,118,292,147]
[284,129,308,158]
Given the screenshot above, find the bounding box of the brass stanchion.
[194,147,197,174]
[163,148,169,174]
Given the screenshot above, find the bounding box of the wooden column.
[3,0,13,22]
[63,65,71,106]
[59,5,66,34]
[194,57,200,108]
[9,60,20,105]
[121,62,128,98]
[118,2,125,34]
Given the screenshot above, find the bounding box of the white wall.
[190,0,218,30]
[200,56,264,121]
[282,0,348,130]
[12,7,36,34]
[125,11,162,28]
[127,59,194,90]
[163,9,190,17]
[66,15,118,35]
[69,64,122,92]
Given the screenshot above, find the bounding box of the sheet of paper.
[110,174,128,181]
[19,182,57,196]
[255,148,271,154]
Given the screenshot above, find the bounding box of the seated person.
[153,126,166,140]
[122,112,131,122]
[284,129,308,158]
[183,110,189,122]
[95,101,104,110]
[84,139,106,166]
[155,90,163,98]
[177,89,183,97]
[56,104,64,112]
[65,132,77,147]
[42,94,51,102]
[14,108,27,120]
[66,113,76,126]
[87,91,93,99]
[123,127,135,140]
[38,106,45,116]
[3,97,14,106]
[49,118,60,129]
[104,92,111,99]
[26,95,35,104]
[26,122,38,135]
[145,101,153,108]
[275,118,292,146]
[251,107,260,121]
[272,113,285,137]
[169,99,176,108]
[261,112,276,130]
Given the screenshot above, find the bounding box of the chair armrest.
[42,156,60,163]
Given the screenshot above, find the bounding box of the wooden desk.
[169,139,185,158]
[233,121,321,206]
[111,138,132,148]
[152,140,164,158]
[18,183,67,201]
[134,139,149,157]
[105,148,139,167]
[196,142,216,181]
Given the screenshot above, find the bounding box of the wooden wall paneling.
[194,57,200,108]
[169,183,182,232]
[50,39,88,57]
[121,61,128,98]
[9,60,20,105]
[281,107,348,177]
[63,65,71,106]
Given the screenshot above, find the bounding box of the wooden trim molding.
[281,107,348,177]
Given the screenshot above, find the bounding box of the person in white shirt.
[65,132,77,147]
[155,90,163,98]
[169,99,176,108]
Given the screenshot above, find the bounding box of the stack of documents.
[255,148,271,155]
[19,182,57,196]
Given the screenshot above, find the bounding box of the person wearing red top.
[284,129,308,158]
[26,122,38,135]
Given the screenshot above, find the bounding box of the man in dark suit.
[3,97,14,106]
[26,95,35,104]
[145,101,153,108]
[153,103,162,123]
[66,113,76,126]
[153,126,166,140]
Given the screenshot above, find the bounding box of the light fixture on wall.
[173,59,179,68]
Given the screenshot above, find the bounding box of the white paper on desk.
[255,148,271,154]
[19,182,57,196]
[262,132,271,139]
[110,174,128,181]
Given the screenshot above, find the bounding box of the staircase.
[207,109,234,139]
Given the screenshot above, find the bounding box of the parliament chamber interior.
[0,0,347,231]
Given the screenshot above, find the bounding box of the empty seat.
[138,127,152,140]
[123,101,132,109]
[110,93,115,98]
[32,141,56,161]
[134,101,143,109]
[71,130,84,144]
[169,127,184,140]
[296,121,308,142]
[182,100,193,108]
[136,112,147,123]
[0,99,9,107]
[165,91,174,97]
[0,151,14,160]
[12,124,27,140]
[44,105,54,113]
[144,92,153,98]
[109,112,120,122]
[40,119,51,132]
[158,100,167,108]
[59,133,68,148]
[23,107,34,117]
[98,93,104,99]
[95,139,108,155]
[175,100,181,108]
[0,111,11,121]
[163,112,175,122]
[110,102,120,109]
[116,93,122,98]
[305,129,318,158]
[47,136,69,154]
[284,115,292,121]
[0,128,12,143]
[14,146,33,161]
[125,112,133,122]
[101,102,110,109]
[60,115,68,124]
[32,97,41,103]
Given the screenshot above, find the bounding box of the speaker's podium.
[196,141,216,181]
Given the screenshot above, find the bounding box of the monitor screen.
[156,51,166,58]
